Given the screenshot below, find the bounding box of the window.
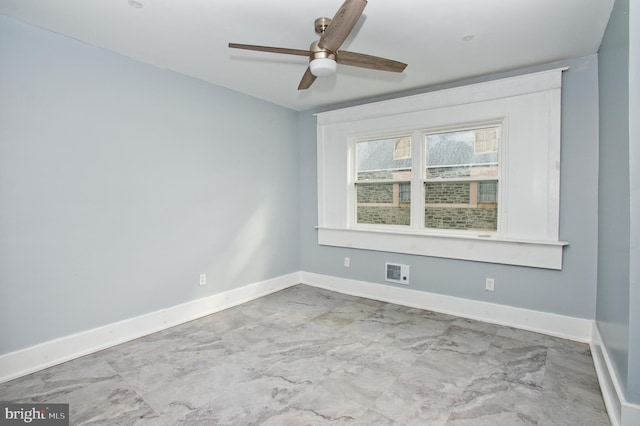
[478,181,498,204]
[356,136,411,226]
[316,68,568,269]
[354,126,501,232]
[424,126,500,232]
[399,182,411,203]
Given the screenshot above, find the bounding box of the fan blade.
[228,43,310,57]
[298,67,317,90]
[337,50,407,73]
[318,0,367,52]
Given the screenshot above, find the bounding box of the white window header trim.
[316,67,568,126]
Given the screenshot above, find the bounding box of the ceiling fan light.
[309,58,337,77]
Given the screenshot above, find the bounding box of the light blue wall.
[628,0,640,405]
[299,56,600,319]
[597,0,630,398]
[597,0,639,405]
[0,16,300,355]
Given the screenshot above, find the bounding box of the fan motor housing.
[309,40,336,61]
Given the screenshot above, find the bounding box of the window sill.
[316,226,568,270]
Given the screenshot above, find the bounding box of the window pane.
[426,128,498,179]
[424,181,498,231]
[399,182,411,202]
[424,126,499,232]
[357,137,411,181]
[356,182,410,225]
[356,136,412,226]
[478,181,498,203]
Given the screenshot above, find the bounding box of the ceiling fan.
[228,0,407,90]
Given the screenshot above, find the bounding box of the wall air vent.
[385,262,410,285]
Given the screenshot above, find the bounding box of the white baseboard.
[300,272,593,342]
[591,323,640,426]
[0,270,603,387]
[0,272,300,384]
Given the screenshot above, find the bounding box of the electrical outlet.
[199,273,207,286]
[344,257,350,267]
[485,278,495,291]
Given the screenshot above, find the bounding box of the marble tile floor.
[0,285,609,425]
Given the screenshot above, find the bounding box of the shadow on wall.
[206,198,276,293]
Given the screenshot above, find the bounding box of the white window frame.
[316,68,569,270]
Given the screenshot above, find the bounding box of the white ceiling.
[0,0,615,111]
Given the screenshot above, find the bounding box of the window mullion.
[411,131,424,230]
